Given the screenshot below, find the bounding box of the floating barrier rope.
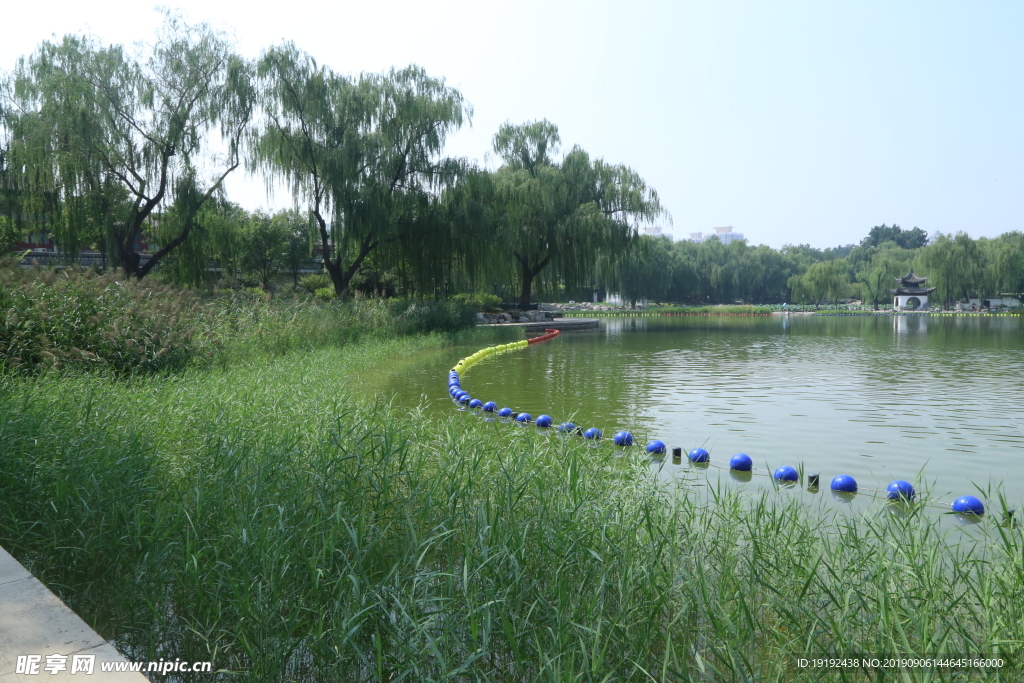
[447,329,1011,521]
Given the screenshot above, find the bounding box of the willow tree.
[919,232,984,308]
[0,15,254,279]
[252,44,470,296]
[788,259,851,308]
[491,120,664,306]
[857,244,913,309]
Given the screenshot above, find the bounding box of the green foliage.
[1,14,255,279]
[238,210,287,289]
[275,208,315,285]
[387,298,476,334]
[300,273,331,293]
[252,45,470,297]
[856,243,915,309]
[0,215,20,252]
[788,259,851,308]
[491,120,665,306]
[860,223,929,250]
[0,266,479,375]
[451,291,503,312]
[0,266,208,374]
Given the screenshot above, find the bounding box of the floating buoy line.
[447,330,1009,522]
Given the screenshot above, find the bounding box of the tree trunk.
[519,265,535,308]
[516,253,550,308]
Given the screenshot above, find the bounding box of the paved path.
[0,547,147,681]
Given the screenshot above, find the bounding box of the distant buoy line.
[447,331,998,520]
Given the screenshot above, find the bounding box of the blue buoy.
[689,448,710,463]
[516,413,532,424]
[952,495,985,515]
[773,466,798,482]
[583,427,602,440]
[613,431,634,446]
[830,475,857,493]
[458,394,471,404]
[557,422,576,433]
[482,401,497,413]
[729,453,752,471]
[886,480,915,501]
[646,440,666,454]
[449,387,460,396]
[468,399,483,409]
[535,415,553,428]
[498,407,513,418]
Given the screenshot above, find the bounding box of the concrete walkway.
[0,547,147,681]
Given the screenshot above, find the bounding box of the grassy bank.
[0,265,477,375]
[1,333,1022,681]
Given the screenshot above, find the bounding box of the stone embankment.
[476,310,559,325]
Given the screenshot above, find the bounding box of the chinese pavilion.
[890,270,936,310]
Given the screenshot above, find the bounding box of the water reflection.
[372,314,1024,511]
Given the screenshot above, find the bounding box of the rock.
[476,313,488,322]
[501,312,513,322]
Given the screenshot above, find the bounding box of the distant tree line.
[2,16,1022,306]
[614,225,1024,308]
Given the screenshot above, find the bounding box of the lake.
[375,314,1024,518]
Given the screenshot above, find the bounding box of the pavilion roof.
[895,270,929,286]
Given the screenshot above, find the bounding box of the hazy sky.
[4,0,1023,248]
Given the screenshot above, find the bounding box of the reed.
[1,337,1021,681]
[0,265,476,375]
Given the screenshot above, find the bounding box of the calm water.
[373,315,1024,515]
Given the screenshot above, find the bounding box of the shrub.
[451,292,503,313]
[299,273,331,293]
[388,298,476,334]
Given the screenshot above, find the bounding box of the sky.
[3,0,1023,249]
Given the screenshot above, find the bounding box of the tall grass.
[0,265,476,375]
[1,339,1021,681]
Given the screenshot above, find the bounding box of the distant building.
[643,225,673,241]
[689,226,744,245]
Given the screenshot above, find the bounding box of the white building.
[643,225,674,241]
[689,226,744,244]
[890,271,935,310]
[966,295,1021,310]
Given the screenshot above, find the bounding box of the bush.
[388,298,476,334]
[299,273,331,293]
[451,292,503,313]
[314,287,334,302]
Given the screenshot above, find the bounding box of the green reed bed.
[1,337,1022,681]
[0,265,476,375]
